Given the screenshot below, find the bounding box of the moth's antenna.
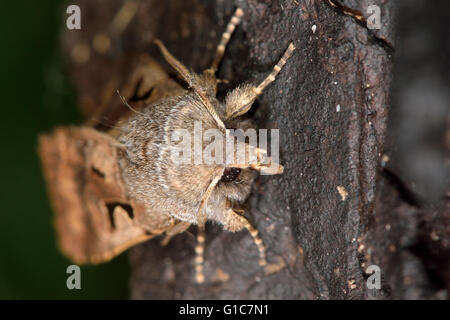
[195,225,206,283]
[196,173,223,226]
[116,89,145,115]
[192,171,224,284]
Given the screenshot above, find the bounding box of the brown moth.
[39,7,295,283]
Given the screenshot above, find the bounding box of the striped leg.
[225,208,267,267]
[208,8,244,73]
[153,39,226,130]
[194,206,267,283]
[196,174,223,226]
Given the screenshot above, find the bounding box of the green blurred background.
[0,1,129,299]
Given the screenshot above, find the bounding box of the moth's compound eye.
[220,167,241,182]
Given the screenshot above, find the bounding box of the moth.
[39,7,295,283]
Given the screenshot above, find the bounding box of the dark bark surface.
[63,0,449,299]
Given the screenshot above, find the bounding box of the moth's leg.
[195,225,206,283]
[224,42,295,120]
[223,208,267,267]
[206,8,244,75]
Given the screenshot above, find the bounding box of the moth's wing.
[38,126,169,264]
[62,2,185,122]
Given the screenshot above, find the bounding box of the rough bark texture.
[63,0,449,299]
